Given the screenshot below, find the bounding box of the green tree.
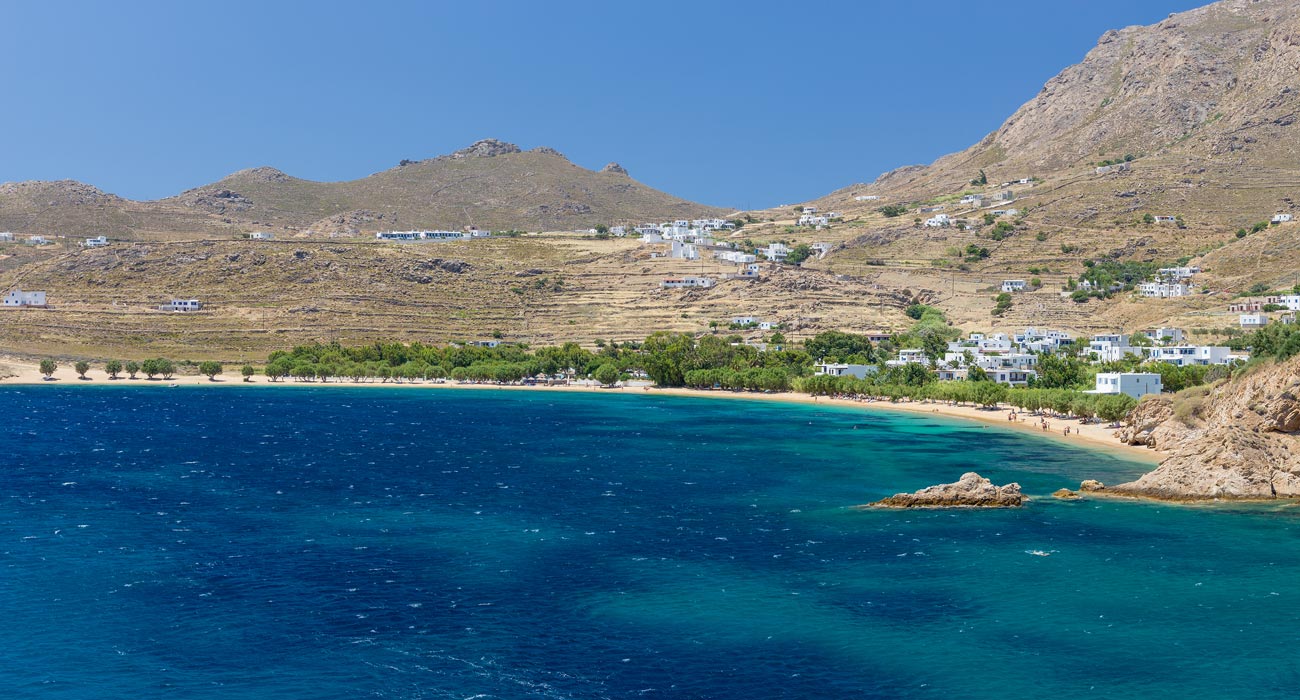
[125,360,141,379]
[594,363,620,386]
[804,330,875,363]
[39,358,57,379]
[199,361,223,380]
[74,360,90,379]
[784,243,814,265]
[241,364,256,382]
[105,359,123,379]
[878,204,908,218]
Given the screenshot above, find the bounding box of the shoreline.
[0,359,1163,464]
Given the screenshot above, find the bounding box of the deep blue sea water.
[3,386,1300,699]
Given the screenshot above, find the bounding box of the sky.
[1,0,1210,209]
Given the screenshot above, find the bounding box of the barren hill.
[819,0,1300,229]
[0,140,730,239]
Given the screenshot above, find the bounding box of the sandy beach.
[0,358,1163,464]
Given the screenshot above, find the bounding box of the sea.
[3,386,1299,699]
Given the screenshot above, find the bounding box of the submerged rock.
[869,472,1027,508]
[1053,489,1082,500]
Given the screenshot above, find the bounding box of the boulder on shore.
[868,472,1027,508]
[1079,480,1106,492]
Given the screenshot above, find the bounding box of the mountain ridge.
[0,139,729,237]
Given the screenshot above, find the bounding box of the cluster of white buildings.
[814,324,1240,397]
[375,228,491,242]
[796,207,838,228]
[1135,265,1202,298]
[1087,328,1241,366]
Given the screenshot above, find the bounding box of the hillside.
[0,140,730,239]
[726,0,1300,336]
[0,237,909,361]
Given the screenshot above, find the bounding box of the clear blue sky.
[1,0,1208,209]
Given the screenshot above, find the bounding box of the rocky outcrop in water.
[869,472,1027,508]
[1108,355,1300,501]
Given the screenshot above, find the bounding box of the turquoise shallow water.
[2,386,1299,699]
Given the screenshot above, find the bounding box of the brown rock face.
[869,472,1028,508]
[1110,355,1300,500]
[1052,489,1082,500]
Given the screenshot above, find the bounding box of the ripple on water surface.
[2,386,1299,699]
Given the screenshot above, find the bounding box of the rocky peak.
[451,139,522,159]
[231,167,291,183]
[531,146,567,159]
[601,162,629,176]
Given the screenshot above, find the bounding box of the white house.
[1000,280,1028,293]
[759,321,775,331]
[1138,281,1192,298]
[1153,215,1178,223]
[1157,266,1200,280]
[1240,313,1269,329]
[798,214,830,227]
[249,231,274,240]
[1143,345,1233,366]
[715,250,756,264]
[376,231,422,241]
[1090,373,1163,400]
[164,299,203,312]
[0,232,14,242]
[760,243,790,261]
[1272,214,1293,224]
[26,235,49,245]
[815,363,877,379]
[984,368,1036,387]
[83,235,109,248]
[1278,295,1300,311]
[854,195,880,201]
[661,277,715,289]
[801,207,817,214]
[731,316,757,326]
[3,288,46,308]
[1145,327,1186,344]
[923,214,951,228]
[669,240,699,260]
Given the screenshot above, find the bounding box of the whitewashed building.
[815,364,876,379]
[1240,313,1269,329]
[923,214,951,228]
[3,288,46,308]
[1090,373,1163,399]
[249,231,274,240]
[0,232,14,242]
[83,236,109,248]
[1138,281,1192,298]
[1000,280,1027,293]
[661,277,715,289]
[1143,345,1233,366]
[1272,214,1293,224]
[164,299,203,312]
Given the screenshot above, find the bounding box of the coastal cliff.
[1108,355,1300,500]
[869,472,1027,508]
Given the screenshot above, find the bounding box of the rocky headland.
[868,472,1028,508]
[1103,355,1300,501]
